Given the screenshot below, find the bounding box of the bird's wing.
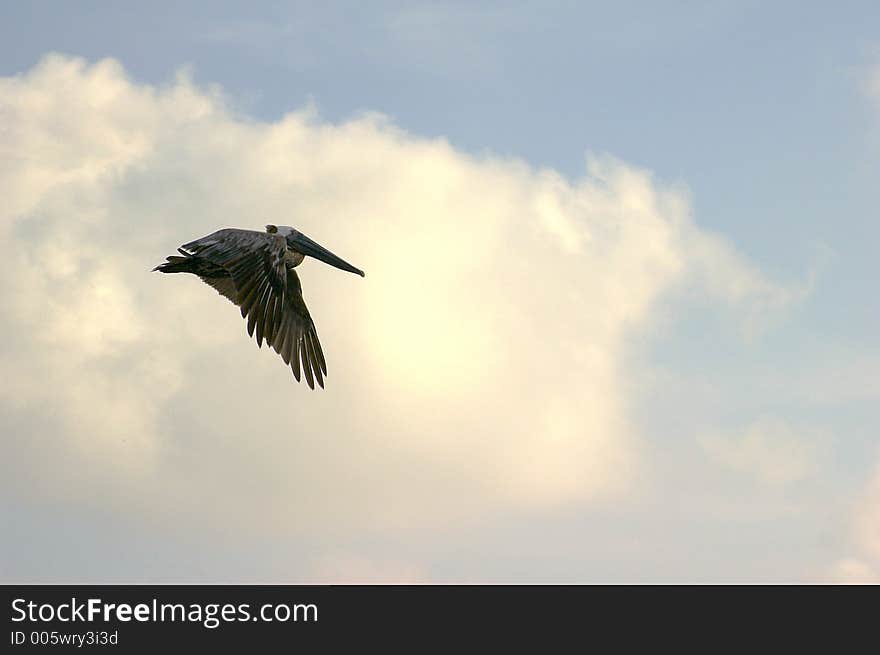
[183,229,326,388]
[182,228,288,347]
[269,268,327,389]
[201,277,239,304]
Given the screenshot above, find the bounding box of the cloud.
[308,553,426,584]
[865,54,880,106]
[855,464,880,559]
[0,55,795,557]
[827,454,880,583]
[698,417,824,485]
[827,558,879,584]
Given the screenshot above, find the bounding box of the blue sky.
[1,2,879,582]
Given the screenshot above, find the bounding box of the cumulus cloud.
[698,417,824,485]
[0,55,793,548]
[828,456,880,583]
[308,553,426,583]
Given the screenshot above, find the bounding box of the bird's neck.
[285,250,305,268]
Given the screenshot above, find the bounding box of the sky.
[1,1,878,583]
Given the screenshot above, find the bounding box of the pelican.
[153,225,364,389]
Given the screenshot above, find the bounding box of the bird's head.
[266,224,364,277]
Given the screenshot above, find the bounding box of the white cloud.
[856,464,880,559]
[699,417,824,485]
[308,553,426,583]
[827,454,880,583]
[0,55,794,543]
[827,558,879,584]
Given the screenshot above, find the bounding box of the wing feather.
[201,277,238,304]
[290,336,302,382]
[184,229,328,388]
[272,268,325,389]
[306,331,324,388]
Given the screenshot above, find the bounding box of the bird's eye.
[266,224,278,233]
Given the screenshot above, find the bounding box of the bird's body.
[154,225,364,389]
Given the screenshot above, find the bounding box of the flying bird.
[153,225,364,389]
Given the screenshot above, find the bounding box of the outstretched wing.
[183,228,327,388]
[269,268,327,389]
[201,277,238,304]
[182,228,288,347]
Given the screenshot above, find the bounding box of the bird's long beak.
[288,232,365,277]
